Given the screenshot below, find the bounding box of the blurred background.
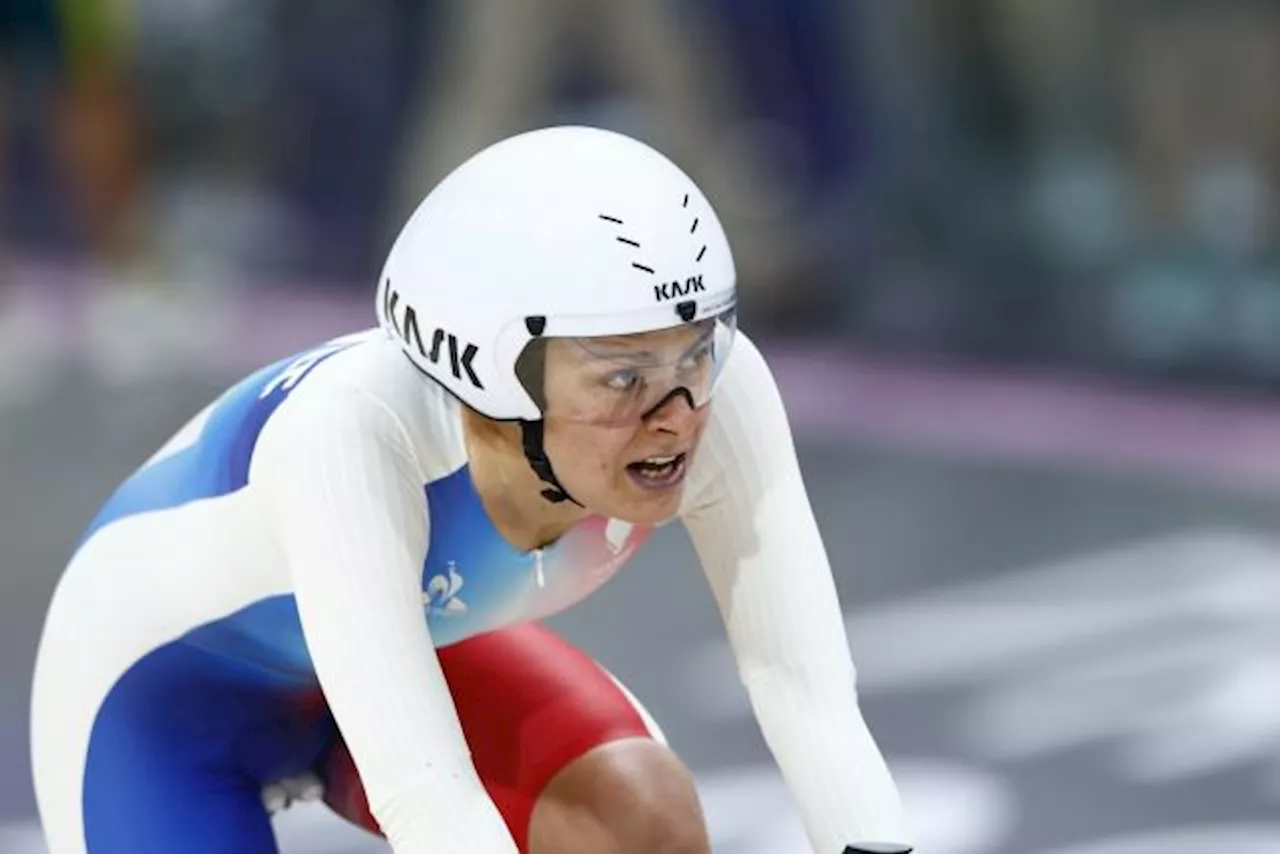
[3,1,1280,851]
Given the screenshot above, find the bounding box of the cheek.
[677,411,713,458]
[546,424,631,478]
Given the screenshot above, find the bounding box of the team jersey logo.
[423,562,468,615]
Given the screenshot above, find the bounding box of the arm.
[252,384,518,852]
[681,336,914,853]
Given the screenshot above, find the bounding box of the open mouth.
[625,452,688,490]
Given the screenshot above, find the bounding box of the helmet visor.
[521,306,737,426]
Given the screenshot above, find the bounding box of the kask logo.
[382,281,483,389]
[654,275,705,303]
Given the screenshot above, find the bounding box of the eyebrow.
[580,328,715,366]
[582,348,661,367]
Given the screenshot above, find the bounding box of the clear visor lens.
[524,308,737,426]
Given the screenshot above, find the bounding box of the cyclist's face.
[540,324,714,525]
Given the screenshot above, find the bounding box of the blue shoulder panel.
[83,336,362,540]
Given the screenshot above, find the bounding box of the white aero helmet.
[375,125,738,425]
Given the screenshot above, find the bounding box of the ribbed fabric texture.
[254,385,518,852]
[683,336,914,852]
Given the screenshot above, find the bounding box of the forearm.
[743,660,912,853]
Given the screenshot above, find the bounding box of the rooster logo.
[423,561,467,615]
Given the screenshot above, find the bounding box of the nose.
[642,387,699,434]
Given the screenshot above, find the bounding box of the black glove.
[842,846,913,853]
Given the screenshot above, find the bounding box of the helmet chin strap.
[519,419,583,507]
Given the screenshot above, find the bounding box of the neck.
[461,407,589,552]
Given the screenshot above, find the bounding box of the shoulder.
[256,330,469,482]
[714,330,778,402]
[705,329,791,446]
[679,329,795,515]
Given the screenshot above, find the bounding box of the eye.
[677,339,714,372]
[603,368,641,392]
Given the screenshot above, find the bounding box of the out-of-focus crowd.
[3,0,1280,388]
